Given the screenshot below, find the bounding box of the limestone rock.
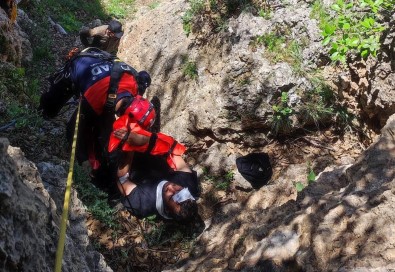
[0,138,112,272]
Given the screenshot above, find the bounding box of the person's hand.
[113,128,149,146]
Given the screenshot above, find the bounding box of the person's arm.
[117,151,137,196]
[113,128,150,146]
[171,155,192,173]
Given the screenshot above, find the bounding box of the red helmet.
[124,95,156,129]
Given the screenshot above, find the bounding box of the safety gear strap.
[104,61,139,113]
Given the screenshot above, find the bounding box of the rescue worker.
[38,47,151,196]
[108,111,200,221]
[79,19,123,54]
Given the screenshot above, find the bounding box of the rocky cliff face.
[1,0,395,271]
[119,0,395,176]
[165,113,395,271]
[119,1,395,270]
[0,7,32,66]
[0,139,112,271]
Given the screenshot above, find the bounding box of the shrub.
[271,92,294,136]
[182,58,198,79]
[320,0,391,62]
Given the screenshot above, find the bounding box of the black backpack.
[236,152,273,189]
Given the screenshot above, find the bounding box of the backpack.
[236,152,273,189]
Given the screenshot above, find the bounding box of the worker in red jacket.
[39,47,151,196]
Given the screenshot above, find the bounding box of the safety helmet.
[124,95,156,129]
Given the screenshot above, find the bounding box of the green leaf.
[345,2,353,8]
[361,18,373,28]
[322,36,331,46]
[331,4,341,10]
[342,23,351,30]
[307,169,316,183]
[361,42,370,48]
[336,0,345,8]
[330,51,339,60]
[295,182,305,192]
[347,37,359,47]
[324,24,336,35]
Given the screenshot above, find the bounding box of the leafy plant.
[182,58,198,79]
[181,0,205,36]
[215,171,234,190]
[203,168,233,191]
[258,8,271,19]
[271,92,294,136]
[295,182,305,192]
[307,168,316,184]
[320,0,389,62]
[182,0,258,38]
[310,0,329,28]
[73,165,119,229]
[294,167,316,192]
[145,223,166,246]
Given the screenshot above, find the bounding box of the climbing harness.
[54,99,81,272]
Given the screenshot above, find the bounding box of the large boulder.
[0,138,111,272]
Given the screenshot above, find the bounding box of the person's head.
[107,19,123,39]
[162,182,198,221]
[116,95,156,128]
[137,71,151,96]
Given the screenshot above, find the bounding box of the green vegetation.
[318,0,392,62]
[32,40,54,62]
[148,1,160,10]
[203,168,234,191]
[105,0,136,18]
[182,0,257,38]
[182,0,205,36]
[182,57,199,79]
[298,78,334,128]
[270,77,337,135]
[252,31,305,75]
[0,66,43,129]
[294,167,316,192]
[310,0,329,28]
[59,13,83,32]
[73,165,119,229]
[236,76,251,87]
[258,8,272,19]
[271,92,294,136]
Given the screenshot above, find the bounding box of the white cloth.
[156,180,172,219]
